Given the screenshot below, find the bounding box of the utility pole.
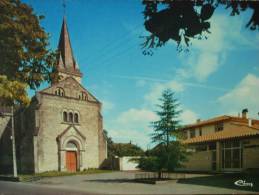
[11,106,17,177]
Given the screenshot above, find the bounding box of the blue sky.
[24,0,259,149]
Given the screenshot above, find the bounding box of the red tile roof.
[182,123,259,144]
[181,115,259,130]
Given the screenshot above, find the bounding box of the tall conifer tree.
[137,89,188,177]
[151,89,181,147]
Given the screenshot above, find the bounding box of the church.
[0,18,107,173]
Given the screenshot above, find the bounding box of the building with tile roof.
[178,109,259,172]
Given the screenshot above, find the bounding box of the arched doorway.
[65,141,78,172]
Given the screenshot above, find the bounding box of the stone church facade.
[0,18,107,173]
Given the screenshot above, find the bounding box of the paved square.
[31,172,258,194]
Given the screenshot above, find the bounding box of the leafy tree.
[0,0,57,105]
[138,156,158,172]
[138,142,188,175]
[103,130,144,157]
[138,89,188,178]
[0,75,30,106]
[110,142,144,157]
[103,129,114,158]
[141,1,259,54]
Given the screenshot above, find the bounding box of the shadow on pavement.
[83,179,137,184]
[177,174,259,192]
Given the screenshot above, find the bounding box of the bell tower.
[56,17,82,83]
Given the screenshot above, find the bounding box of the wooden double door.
[66,151,77,172]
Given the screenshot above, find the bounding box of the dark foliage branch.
[142,0,259,54]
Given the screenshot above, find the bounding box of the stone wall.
[98,114,107,167]
[15,102,37,173]
[35,91,101,172]
[0,113,12,174]
[1,77,107,174]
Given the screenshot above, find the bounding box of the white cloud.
[102,100,114,112]
[109,74,227,94]
[136,79,147,87]
[218,74,259,118]
[144,80,184,105]
[116,108,158,127]
[108,127,152,150]
[180,109,199,125]
[194,13,258,51]
[105,106,199,148]
[104,108,158,149]
[193,52,220,81]
[105,107,199,148]
[179,13,257,82]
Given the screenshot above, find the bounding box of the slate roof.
[57,17,82,76]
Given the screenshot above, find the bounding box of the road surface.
[0,172,257,194]
[0,180,97,195]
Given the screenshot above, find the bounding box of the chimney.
[242,108,248,119]
[248,119,252,126]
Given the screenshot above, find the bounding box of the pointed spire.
[75,60,80,70]
[58,17,77,71]
[55,17,82,83]
[57,52,65,69]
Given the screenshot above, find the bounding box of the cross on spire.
[62,0,66,16]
